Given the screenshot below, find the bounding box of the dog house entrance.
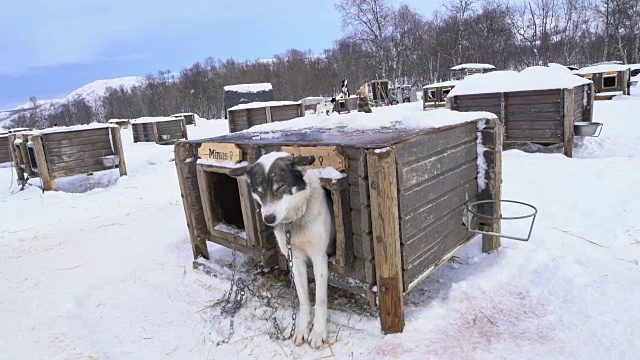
[602,75,617,89]
[197,167,249,247]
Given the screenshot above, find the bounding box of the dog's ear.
[227,163,253,181]
[292,155,315,175]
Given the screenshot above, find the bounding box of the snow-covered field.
[1,91,640,359]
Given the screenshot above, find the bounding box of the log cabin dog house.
[11,124,127,191]
[573,63,632,99]
[175,106,504,334]
[0,132,12,165]
[226,101,304,133]
[130,116,188,144]
[423,80,457,109]
[446,66,596,158]
[223,83,274,119]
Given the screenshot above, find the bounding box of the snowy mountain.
[0,76,146,129]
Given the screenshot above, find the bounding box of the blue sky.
[0,0,437,109]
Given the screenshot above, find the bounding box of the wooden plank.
[31,135,55,190]
[395,123,476,164]
[42,128,109,142]
[563,88,575,158]
[505,94,561,105]
[367,147,404,334]
[480,120,502,253]
[47,148,114,164]
[175,143,209,259]
[152,123,160,144]
[506,113,562,122]
[398,141,476,189]
[280,145,347,172]
[111,126,127,177]
[43,135,111,150]
[506,103,562,113]
[399,160,476,214]
[331,177,353,271]
[197,166,218,236]
[505,129,562,139]
[505,121,563,130]
[50,164,112,178]
[454,92,502,101]
[401,180,476,240]
[45,141,112,156]
[238,178,261,248]
[455,106,501,114]
[197,143,243,165]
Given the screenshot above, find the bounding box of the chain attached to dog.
[214,224,298,346]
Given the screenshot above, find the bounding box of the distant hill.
[0,76,146,129]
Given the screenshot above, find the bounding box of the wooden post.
[11,140,25,182]
[152,122,160,144]
[110,127,127,177]
[266,107,272,123]
[587,83,595,122]
[367,147,404,334]
[175,143,209,259]
[563,88,575,158]
[480,119,503,253]
[181,117,189,140]
[31,135,55,191]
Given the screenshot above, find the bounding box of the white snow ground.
[1,90,640,359]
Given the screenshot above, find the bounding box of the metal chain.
[213,224,298,346]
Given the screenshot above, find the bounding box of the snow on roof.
[448,65,591,97]
[451,63,496,71]
[107,119,129,123]
[227,101,301,111]
[574,63,631,75]
[223,83,273,93]
[241,103,496,134]
[22,123,116,135]
[170,113,195,117]
[130,116,182,124]
[423,80,458,89]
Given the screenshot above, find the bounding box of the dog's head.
[228,152,315,226]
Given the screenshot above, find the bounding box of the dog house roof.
[130,116,181,124]
[19,123,117,135]
[573,63,631,75]
[227,101,301,111]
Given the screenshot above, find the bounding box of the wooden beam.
[563,88,575,158]
[175,143,209,259]
[181,117,189,140]
[32,135,55,191]
[367,147,404,334]
[110,127,127,177]
[152,123,160,144]
[481,119,503,253]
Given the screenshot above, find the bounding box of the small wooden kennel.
[11,124,127,191]
[0,132,12,164]
[131,116,188,144]
[447,82,594,158]
[423,81,457,109]
[107,118,131,129]
[574,66,631,99]
[175,114,503,334]
[226,101,304,133]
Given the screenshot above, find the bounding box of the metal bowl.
[574,122,603,137]
[100,155,120,167]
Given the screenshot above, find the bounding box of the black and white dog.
[228,152,335,349]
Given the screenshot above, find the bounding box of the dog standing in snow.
[355,83,372,113]
[228,152,335,349]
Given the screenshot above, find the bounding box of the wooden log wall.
[393,122,479,289]
[228,104,304,133]
[132,119,187,144]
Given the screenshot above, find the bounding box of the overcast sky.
[0,0,438,109]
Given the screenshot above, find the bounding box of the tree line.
[10,0,640,128]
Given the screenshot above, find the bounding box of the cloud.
[0,0,238,75]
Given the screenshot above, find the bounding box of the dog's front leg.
[291,254,311,346]
[308,253,328,349]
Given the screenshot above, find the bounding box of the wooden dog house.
[223,83,274,119]
[446,66,594,157]
[171,113,196,126]
[11,124,127,191]
[175,109,503,334]
[574,63,631,99]
[226,101,304,133]
[423,80,457,109]
[131,116,188,144]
